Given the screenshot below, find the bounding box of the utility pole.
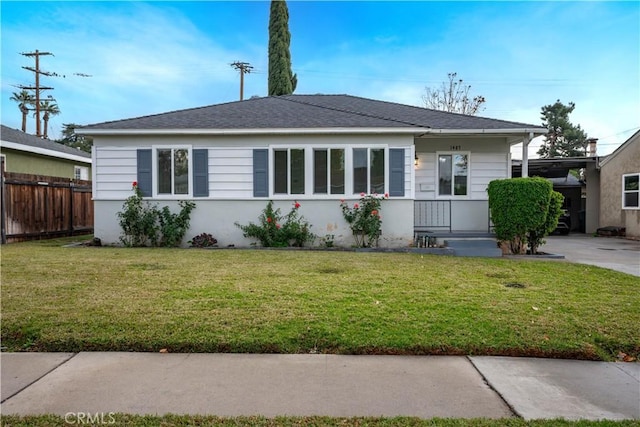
[18,50,55,137]
[230,61,253,101]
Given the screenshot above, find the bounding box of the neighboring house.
[78,95,546,247]
[1,125,91,179]
[599,129,640,238]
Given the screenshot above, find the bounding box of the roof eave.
[424,128,547,136]
[0,140,92,164]
[77,126,547,137]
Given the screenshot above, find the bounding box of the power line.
[230,61,253,101]
[17,50,55,137]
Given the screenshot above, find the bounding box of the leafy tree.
[10,90,34,132]
[537,100,588,158]
[268,0,297,96]
[422,72,485,115]
[35,100,60,139]
[57,123,93,153]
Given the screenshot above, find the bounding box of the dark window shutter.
[253,149,269,197]
[389,148,405,197]
[193,149,209,197]
[137,149,152,197]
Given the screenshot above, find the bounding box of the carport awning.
[512,157,599,178]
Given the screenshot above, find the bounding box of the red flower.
[384,193,389,198]
[340,199,345,204]
[132,181,138,187]
[276,223,281,229]
[294,202,301,209]
[371,210,378,216]
[267,217,272,223]
[354,203,359,209]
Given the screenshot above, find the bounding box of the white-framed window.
[154,147,191,197]
[353,147,385,195]
[274,148,305,195]
[622,173,639,209]
[314,148,345,195]
[437,152,469,197]
[74,165,89,180]
[269,145,396,197]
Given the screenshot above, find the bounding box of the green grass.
[1,415,638,427]
[1,238,638,360]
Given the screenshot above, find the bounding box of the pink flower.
[371,210,378,216]
[276,223,281,229]
[340,199,345,204]
[294,202,301,209]
[354,203,359,209]
[360,192,365,197]
[384,193,389,199]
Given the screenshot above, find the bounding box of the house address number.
[450,145,462,151]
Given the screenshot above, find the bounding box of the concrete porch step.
[444,238,502,258]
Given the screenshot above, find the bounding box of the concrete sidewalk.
[1,352,638,420]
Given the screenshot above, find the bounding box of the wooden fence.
[1,170,93,243]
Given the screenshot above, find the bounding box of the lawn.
[1,415,638,427]
[1,238,638,360]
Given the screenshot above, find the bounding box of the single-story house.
[1,125,91,179]
[599,129,640,238]
[78,94,546,247]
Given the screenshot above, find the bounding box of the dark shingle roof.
[81,94,544,132]
[1,125,91,159]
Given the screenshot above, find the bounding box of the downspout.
[522,132,532,178]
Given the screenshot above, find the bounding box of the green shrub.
[488,177,553,254]
[117,183,159,247]
[340,193,386,247]
[157,201,196,247]
[527,190,564,254]
[235,201,315,247]
[117,183,196,247]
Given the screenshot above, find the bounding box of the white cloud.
[1,3,251,136]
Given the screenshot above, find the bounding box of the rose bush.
[340,193,387,247]
[235,201,315,247]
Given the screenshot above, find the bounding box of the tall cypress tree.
[268,0,297,96]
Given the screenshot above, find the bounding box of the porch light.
[414,154,419,166]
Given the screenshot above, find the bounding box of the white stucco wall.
[95,199,414,248]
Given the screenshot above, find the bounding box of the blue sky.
[1,1,638,156]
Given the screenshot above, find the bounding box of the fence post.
[1,158,6,244]
[69,179,74,235]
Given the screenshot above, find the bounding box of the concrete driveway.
[540,234,640,277]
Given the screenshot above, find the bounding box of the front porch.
[413,200,500,257]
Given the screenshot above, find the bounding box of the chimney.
[586,138,598,157]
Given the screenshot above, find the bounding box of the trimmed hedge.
[528,190,564,254]
[488,177,561,254]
